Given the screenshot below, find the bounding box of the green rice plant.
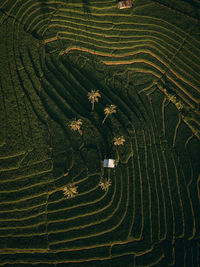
[0,0,199,265]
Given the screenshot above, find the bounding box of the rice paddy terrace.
[0,0,200,266]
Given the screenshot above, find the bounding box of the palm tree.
[102,104,117,124]
[114,136,125,146]
[63,183,78,198]
[99,178,111,191]
[88,89,101,111]
[68,118,83,135]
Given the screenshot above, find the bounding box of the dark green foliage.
[0,0,199,266]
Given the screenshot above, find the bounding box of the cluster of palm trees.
[68,89,125,146]
[63,177,111,198]
[64,89,126,198]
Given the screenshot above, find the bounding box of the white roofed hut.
[118,0,132,9]
[103,159,115,168]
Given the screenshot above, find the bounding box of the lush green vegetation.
[0,0,200,266]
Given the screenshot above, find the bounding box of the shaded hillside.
[0,0,200,266]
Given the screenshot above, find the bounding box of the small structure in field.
[118,0,132,9]
[104,159,115,168]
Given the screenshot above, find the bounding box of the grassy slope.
[0,0,200,266]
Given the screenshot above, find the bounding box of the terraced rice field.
[0,0,200,266]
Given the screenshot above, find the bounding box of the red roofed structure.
[118,0,133,9]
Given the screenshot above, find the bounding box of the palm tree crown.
[114,136,125,146]
[63,183,78,198]
[99,178,112,191]
[102,104,117,124]
[88,89,101,111]
[68,118,83,135]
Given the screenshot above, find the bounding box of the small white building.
[118,0,133,9]
[104,159,115,168]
